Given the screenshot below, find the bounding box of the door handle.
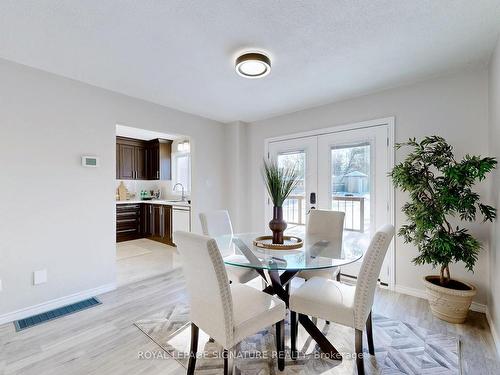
[309,192,316,204]
[308,192,316,216]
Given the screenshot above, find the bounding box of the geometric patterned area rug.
[135,302,461,374]
[372,315,460,374]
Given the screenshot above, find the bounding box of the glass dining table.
[214,232,364,360]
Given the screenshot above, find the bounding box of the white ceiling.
[1,1,500,123]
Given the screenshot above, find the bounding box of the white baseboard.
[0,283,116,326]
[486,307,500,357]
[394,284,487,313]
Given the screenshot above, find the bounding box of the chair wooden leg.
[187,323,199,375]
[355,329,365,375]
[276,320,285,371]
[290,311,298,360]
[366,311,374,355]
[223,349,234,375]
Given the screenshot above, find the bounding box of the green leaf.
[390,136,497,280]
[262,158,300,207]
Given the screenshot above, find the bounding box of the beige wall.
[488,36,500,350]
[0,58,227,319]
[242,67,491,304]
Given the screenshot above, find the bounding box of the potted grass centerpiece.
[390,136,496,323]
[262,158,300,244]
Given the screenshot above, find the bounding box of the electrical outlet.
[33,269,47,285]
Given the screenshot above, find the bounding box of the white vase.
[423,276,476,324]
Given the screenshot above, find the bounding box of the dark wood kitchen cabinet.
[116,204,142,242]
[147,139,172,180]
[161,205,173,245]
[140,204,153,237]
[151,205,162,241]
[118,143,135,180]
[116,137,172,181]
[140,203,173,245]
[116,137,147,180]
[135,146,148,180]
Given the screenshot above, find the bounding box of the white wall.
[0,58,227,319]
[224,121,250,233]
[243,67,491,304]
[488,37,500,349]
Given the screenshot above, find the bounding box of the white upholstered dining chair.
[289,224,395,375]
[174,231,286,375]
[298,209,345,282]
[199,210,260,284]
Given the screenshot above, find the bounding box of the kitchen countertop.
[116,199,190,207]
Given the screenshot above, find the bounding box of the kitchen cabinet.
[147,139,172,180]
[118,202,188,245]
[116,137,146,180]
[116,137,172,181]
[160,205,173,245]
[135,145,148,180]
[148,143,159,180]
[116,143,120,179]
[151,205,162,241]
[118,143,135,180]
[116,204,142,242]
[140,203,173,245]
[140,204,153,237]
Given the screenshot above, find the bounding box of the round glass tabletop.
[215,232,364,271]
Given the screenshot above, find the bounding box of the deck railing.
[282,194,366,232]
[283,194,305,225]
[332,195,365,232]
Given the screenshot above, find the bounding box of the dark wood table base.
[261,269,343,361]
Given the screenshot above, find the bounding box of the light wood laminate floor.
[116,238,181,287]
[1,247,498,374]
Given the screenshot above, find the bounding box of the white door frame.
[264,117,396,289]
[267,136,318,226]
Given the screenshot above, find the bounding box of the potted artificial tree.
[262,158,300,244]
[390,136,496,323]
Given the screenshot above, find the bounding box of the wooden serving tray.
[253,235,303,250]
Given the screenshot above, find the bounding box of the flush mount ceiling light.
[235,52,271,78]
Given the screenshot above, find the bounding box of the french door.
[267,123,392,284]
[268,137,317,235]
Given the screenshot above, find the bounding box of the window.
[174,153,191,193]
[277,151,306,225]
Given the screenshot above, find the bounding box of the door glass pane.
[331,143,371,248]
[277,151,305,235]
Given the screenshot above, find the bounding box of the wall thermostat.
[81,156,100,167]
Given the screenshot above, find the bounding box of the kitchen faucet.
[173,183,186,201]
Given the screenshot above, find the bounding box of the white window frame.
[173,151,191,194]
